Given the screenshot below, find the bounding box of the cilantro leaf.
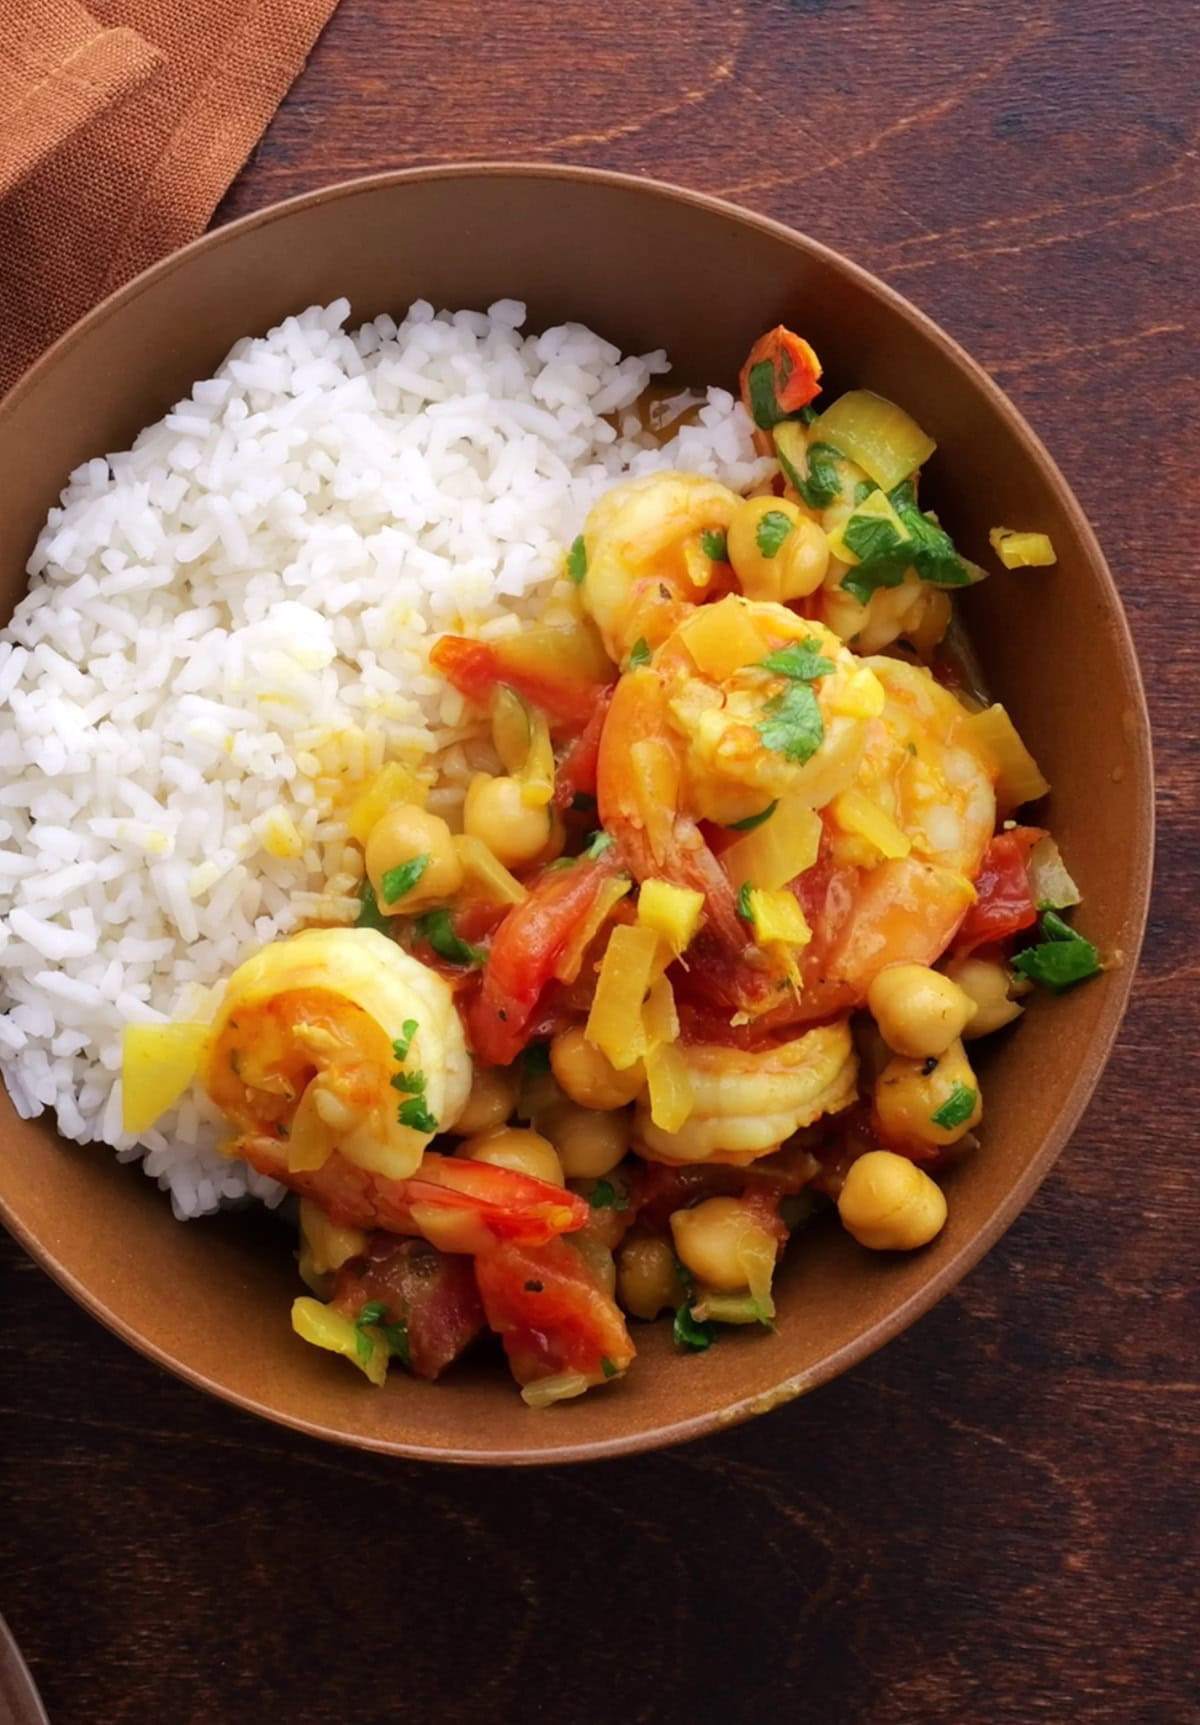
[757,680,824,763]
[888,482,971,588]
[414,907,485,967]
[737,882,755,922]
[853,479,879,504]
[747,360,783,430]
[391,1068,427,1095]
[700,529,728,562]
[600,1356,619,1379]
[355,1301,410,1367]
[397,1096,438,1133]
[582,829,614,860]
[755,509,794,559]
[628,638,652,669]
[1011,911,1102,993]
[380,852,430,907]
[589,1178,629,1212]
[355,880,390,931]
[793,441,842,510]
[727,800,778,832]
[566,535,587,583]
[392,1019,419,1063]
[930,1083,977,1130]
[759,640,834,682]
[673,1302,716,1352]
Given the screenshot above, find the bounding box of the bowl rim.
[0,161,1155,1465]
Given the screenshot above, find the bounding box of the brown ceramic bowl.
[0,165,1152,1463]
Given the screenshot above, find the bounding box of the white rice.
[0,298,772,1219]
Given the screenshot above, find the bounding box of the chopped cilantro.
[522,1041,552,1074]
[840,483,970,605]
[600,1356,619,1379]
[397,1096,438,1133]
[747,360,783,429]
[589,1178,629,1212]
[629,638,652,668]
[414,907,485,967]
[582,829,614,860]
[793,442,842,510]
[853,478,879,504]
[380,852,430,907]
[930,1083,977,1130]
[391,1068,427,1095]
[566,534,587,583]
[755,509,794,559]
[798,404,819,425]
[355,879,390,931]
[1011,910,1102,993]
[757,679,824,763]
[392,1019,419,1062]
[759,639,834,682]
[673,1302,716,1352]
[727,800,778,832]
[700,528,728,562]
[737,881,755,921]
[888,481,971,587]
[354,1300,410,1366]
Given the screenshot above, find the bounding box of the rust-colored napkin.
[0,0,340,397]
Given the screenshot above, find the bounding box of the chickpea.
[452,1063,519,1136]
[550,1027,645,1111]
[463,774,557,869]
[838,1149,947,1251]
[874,1038,982,1150]
[366,802,462,912]
[617,1234,678,1320]
[945,956,1025,1039]
[867,963,977,1058]
[549,1103,631,1180]
[777,516,830,599]
[727,495,809,602]
[670,1196,777,1294]
[459,1126,564,1186]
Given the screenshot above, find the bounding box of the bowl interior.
[0,167,1152,1461]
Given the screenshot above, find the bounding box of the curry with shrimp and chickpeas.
[123,325,1100,1406]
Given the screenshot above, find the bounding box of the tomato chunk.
[466,853,623,1065]
[332,1235,484,1380]
[739,326,823,427]
[956,827,1044,954]
[474,1236,635,1385]
[431,631,614,735]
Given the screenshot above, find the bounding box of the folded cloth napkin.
[0,0,340,396]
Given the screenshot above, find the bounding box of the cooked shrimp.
[202,927,471,1182]
[580,471,741,662]
[635,1019,857,1163]
[597,598,883,946]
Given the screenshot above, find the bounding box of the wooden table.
[3,3,1196,1720]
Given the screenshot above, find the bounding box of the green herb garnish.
[397,1096,438,1133]
[380,852,430,907]
[853,478,879,504]
[747,361,783,429]
[628,638,652,668]
[888,481,971,588]
[793,442,842,510]
[355,880,390,931]
[673,1303,716,1352]
[582,829,614,860]
[392,1020,419,1063]
[760,639,834,682]
[755,509,794,559]
[757,680,824,763]
[930,1083,977,1130]
[840,482,970,605]
[391,1068,427,1095]
[700,529,728,562]
[354,1300,410,1366]
[737,881,755,921]
[414,907,485,967]
[566,534,587,584]
[600,1356,619,1379]
[589,1178,629,1212]
[727,800,778,832]
[1011,910,1102,994]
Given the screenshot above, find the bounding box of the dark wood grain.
[3,2,1198,1720]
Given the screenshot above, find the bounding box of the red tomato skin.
[956,827,1044,954]
[333,1236,484,1379]
[473,1236,635,1383]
